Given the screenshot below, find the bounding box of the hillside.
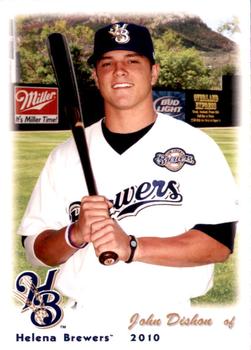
[159,15,235,52]
[154,15,238,70]
[66,13,238,69]
[16,13,238,85]
[18,13,237,53]
[87,14,235,71]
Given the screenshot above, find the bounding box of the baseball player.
[18,22,238,323]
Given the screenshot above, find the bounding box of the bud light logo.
[153,91,185,121]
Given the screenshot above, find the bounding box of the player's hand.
[72,196,112,247]
[90,218,131,262]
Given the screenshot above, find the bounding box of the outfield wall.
[12,75,239,131]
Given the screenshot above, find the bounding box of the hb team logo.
[153,148,196,172]
[109,23,130,44]
[14,269,63,328]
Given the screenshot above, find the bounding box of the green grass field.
[13,127,239,305]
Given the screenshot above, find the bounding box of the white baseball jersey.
[18,113,238,315]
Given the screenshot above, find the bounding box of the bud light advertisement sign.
[153,90,185,121]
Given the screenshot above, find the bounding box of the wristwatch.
[125,235,137,263]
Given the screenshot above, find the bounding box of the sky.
[0,0,246,31]
[0,0,247,46]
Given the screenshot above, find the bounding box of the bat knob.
[99,251,119,266]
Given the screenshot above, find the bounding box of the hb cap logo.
[109,23,130,44]
[87,22,155,66]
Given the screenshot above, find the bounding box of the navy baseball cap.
[87,22,155,66]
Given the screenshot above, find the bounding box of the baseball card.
[0,0,250,349]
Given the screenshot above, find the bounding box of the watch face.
[131,240,137,248]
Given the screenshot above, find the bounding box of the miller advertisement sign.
[15,86,59,124]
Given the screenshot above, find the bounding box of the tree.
[15,17,225,90]
[154,31,216,89]
[15,17,95,86]
[153,29,183,52]
[217,16,240,39]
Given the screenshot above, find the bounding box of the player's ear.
[151,63,160,86]
[91,69,100,89]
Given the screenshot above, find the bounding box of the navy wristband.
[65,223,87,249]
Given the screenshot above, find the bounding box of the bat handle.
[99,251,119,266]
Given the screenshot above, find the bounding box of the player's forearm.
[134,229,230,267]
[34,227,82,266]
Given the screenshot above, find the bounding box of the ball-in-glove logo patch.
[153,147,196,172]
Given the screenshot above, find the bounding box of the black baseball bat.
[46,33,118,266]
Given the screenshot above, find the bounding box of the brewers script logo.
[14,269,63,328]
[109,23,130,44]
[69,179,183,222]
[154,148,196,172]
[111,180,182,220]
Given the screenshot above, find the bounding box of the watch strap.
[125,235,137,263]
